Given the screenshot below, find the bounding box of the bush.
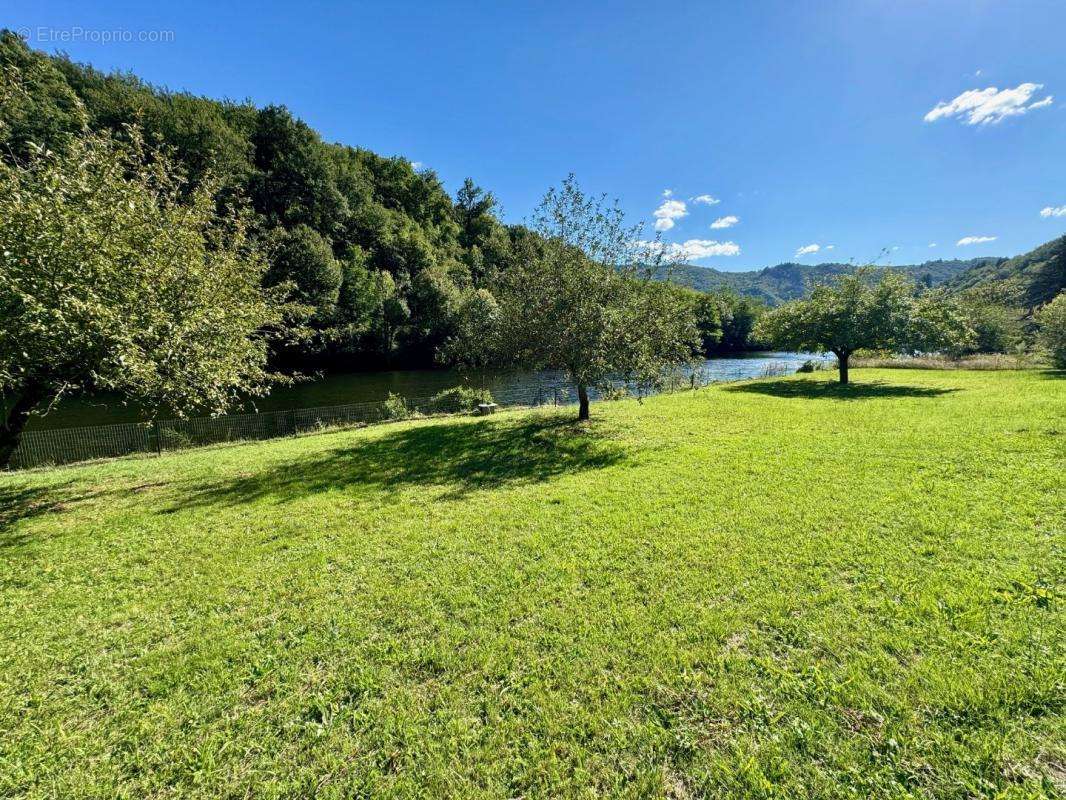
[426,386,493,414]
[1036,291,1066,368]
[796,359,820,373]
[949,301,1024,357]
[382,392,410,420]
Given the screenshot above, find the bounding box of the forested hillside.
[0,31,520,370]
[661,257,1000,305]
[944,234,1065,310]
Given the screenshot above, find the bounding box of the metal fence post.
[153,420,162,456]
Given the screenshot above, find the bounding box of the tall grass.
[852,353,1045,370]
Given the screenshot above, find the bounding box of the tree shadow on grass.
[724,379,959,401]
[0,480,100,550]
[170,413,627,511]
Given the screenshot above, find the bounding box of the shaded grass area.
[0,369,1063,798]
[725,379,958,401]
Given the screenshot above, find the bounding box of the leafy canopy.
[1036,290,1066,368]
[0,123,303,423]
[450,176,699,416]
[754,271,973,371]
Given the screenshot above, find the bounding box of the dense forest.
[3,31,1062,374]
[0,31,530,371]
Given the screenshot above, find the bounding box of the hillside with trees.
[0,31,521,372]
[658,257,1001,306]
[943,234,1066,310]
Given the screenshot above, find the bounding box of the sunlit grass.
[1,369,1063,798]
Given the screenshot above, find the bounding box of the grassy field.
[1,369,1063,799]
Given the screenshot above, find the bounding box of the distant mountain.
[944,235,1065,310]
[658,257,1001,306]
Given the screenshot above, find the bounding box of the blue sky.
[8,0,1066,270]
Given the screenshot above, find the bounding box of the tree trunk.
[0,385,44,469]
[577,384,590,421]
[836,351,850,385]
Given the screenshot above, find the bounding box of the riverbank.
[2,369,1062,797]
[23,352,828,431]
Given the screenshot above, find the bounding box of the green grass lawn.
[1,369,1063,799]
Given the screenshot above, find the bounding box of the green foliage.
[425,386,493,414]
[946,234,1066,310]
[0,31,84,155]
[0,370,1062,796]
[1035,290,1066,368]
[453,176,700,418]
[0,33,518,369]
[0,123,301,465]
[381,392,410,420]
[755,272,973,383]
[713,291,766,351]
[690,291,724,353]
[265,224,342,319]
[951,295,1025,356]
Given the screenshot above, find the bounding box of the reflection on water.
[26,352,831,431]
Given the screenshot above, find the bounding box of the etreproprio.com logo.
[16,26,176,44]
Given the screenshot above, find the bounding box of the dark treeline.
[0,32,766,373]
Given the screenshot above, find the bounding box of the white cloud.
[662,188,673,198]
[825,244,835,250]
[924,83,1053,125]
[410,160,424,169]
[690,194,720,206]
[795,243,820,257]
[678,239,740,259]
[957,235,997,246]
[710,215,739,229]
[636,239,741,261]
[1040,205,1066,218]
[653,199,688,231]
[929,243,938,248]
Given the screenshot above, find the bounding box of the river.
[25,352,830,431]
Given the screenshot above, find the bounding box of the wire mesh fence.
[9,360,797,471]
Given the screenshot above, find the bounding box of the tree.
[1036,291,1066,368]
[754,272,972,384]
[450,175,699,420]
[264,224,342,319]
[0,124,301,467]
[713,291,764,352]
[951,298,1023,356]
[691,291,724,355]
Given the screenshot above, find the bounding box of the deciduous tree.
[754,272,972,383]
[1036,290,1066,368]
[0,125,302,466]
[449,175,699,420]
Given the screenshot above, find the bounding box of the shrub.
[796,359,820,373]
[1036,291,1066,368]
[382,392,410,420]
[426,386,493,414]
